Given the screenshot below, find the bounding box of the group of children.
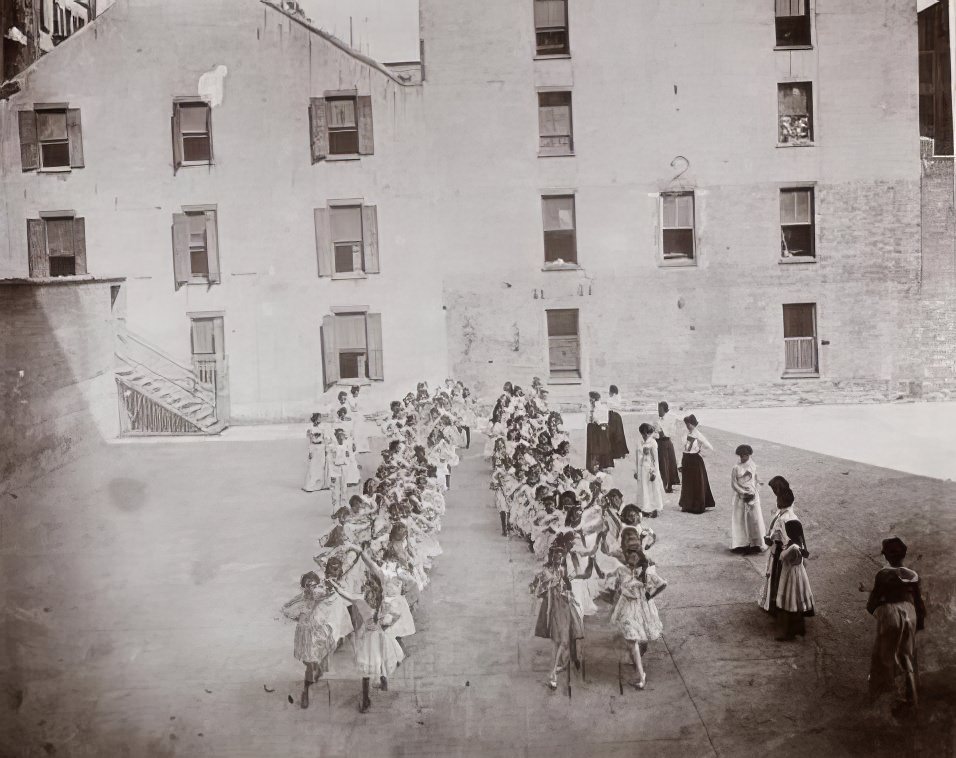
[486,378,668,691]
[284,380,473,712]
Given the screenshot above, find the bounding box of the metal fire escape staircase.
[114,327,227,435]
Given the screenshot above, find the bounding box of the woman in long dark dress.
[585,391,613,470]
[606,385,629,460]
[653,401,681,493]
[678,414,715,514]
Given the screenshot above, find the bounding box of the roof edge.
[259,0,412,87]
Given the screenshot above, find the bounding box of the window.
[542,195,577,265]
[775,0,811,47]
[17,106,84,172]
[321,311,384,388]
[535,0,569,56]
[546,309,580,378]
[538,91,573,156]
[315,203,380,277]
[778,83,813,145]
[40,0,50,32]
[172,101,213,170]
[308,95,374,162]
[172,208,220,288]
[780,188,815,258]
[783,304,818,375]
[660,192,695,262]
[66,9,72,34]
[26,214,87,278]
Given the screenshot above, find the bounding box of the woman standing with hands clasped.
[634,423,665,518]
[678,415,715,514]
[730,444,766,554]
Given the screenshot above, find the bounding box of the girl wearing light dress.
[531,536,594,690]
[347,385,371,454]
[302,413,330,492]
[347,544,418,657]
[609,547,667,690]
[634,423,665,518]
[328,575,404,713]
[775,519,814,641]
[730,444,766,554]
[280,568,350,709]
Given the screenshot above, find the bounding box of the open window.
[18,105,84,172]
[534,0,569,56]
[660,192,696,263]
[780,188,815,259]
[546,309,580,379]
[778,83,813,145]
[309,95,374,162]
[775,0,811,47]
[172,100,213,170]
[321,311,384,388]
[542,195,577,265]
[26,213,87,278]
[783,303,819,376]
[172,208,220,288]
[315,203,380,277]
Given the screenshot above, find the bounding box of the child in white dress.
[609,547,667,689]
[730,444,766,554]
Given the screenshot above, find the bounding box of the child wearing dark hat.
[864,537,926,711]
[730,444,766,554]
[759,477,798,613]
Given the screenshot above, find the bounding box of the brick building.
[0,0,946,433]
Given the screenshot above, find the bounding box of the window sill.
[778,257,816,264]
[539,151,575,158]
[659,258,697,268]
[534,53,572,60]
[776,142,815,149]
[337,378,371,387]
[37,166,72,174]
[542,263,581,271]
[774,45,813,51]
[547,376,583,385]
[178,161,214,168]
[781,372,820,380]
[326,154,362,162]
[186,278,217,285]
[331,271,368,280]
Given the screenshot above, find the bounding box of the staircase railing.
[115,326,216,408]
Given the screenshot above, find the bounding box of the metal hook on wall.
[668,155,690,190]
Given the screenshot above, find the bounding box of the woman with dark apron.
[606,385,629,460]
[585,391,613,470]
[677,415,715,514]
[653,401,681,493]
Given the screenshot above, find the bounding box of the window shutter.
[321,314,340,389]
[205,104,214,163]
[314,207,332,276]
[357,96,374,155]
[366,312,384,381]
[171,105,183,173]
[362,205,379,273]
[18,111,39,172]
[66,108,84,168]
[73,217,87,274]
[205,210,221,283]
[172,213,190,288]
[27,218,49,277]
[309,97,329,163]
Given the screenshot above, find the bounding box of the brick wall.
[920,155,956,398]
[0,278,121,492]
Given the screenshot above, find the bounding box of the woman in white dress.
[303,412,330,492]
[347,385,371,454]
[634,423,665,517]
[333,406,361,486]
[730,444,766,554]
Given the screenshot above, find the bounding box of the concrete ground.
[1,417,954,757]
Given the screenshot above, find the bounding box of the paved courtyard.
[1,413,954,757]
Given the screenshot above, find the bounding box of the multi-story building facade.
[0,0,940,430]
